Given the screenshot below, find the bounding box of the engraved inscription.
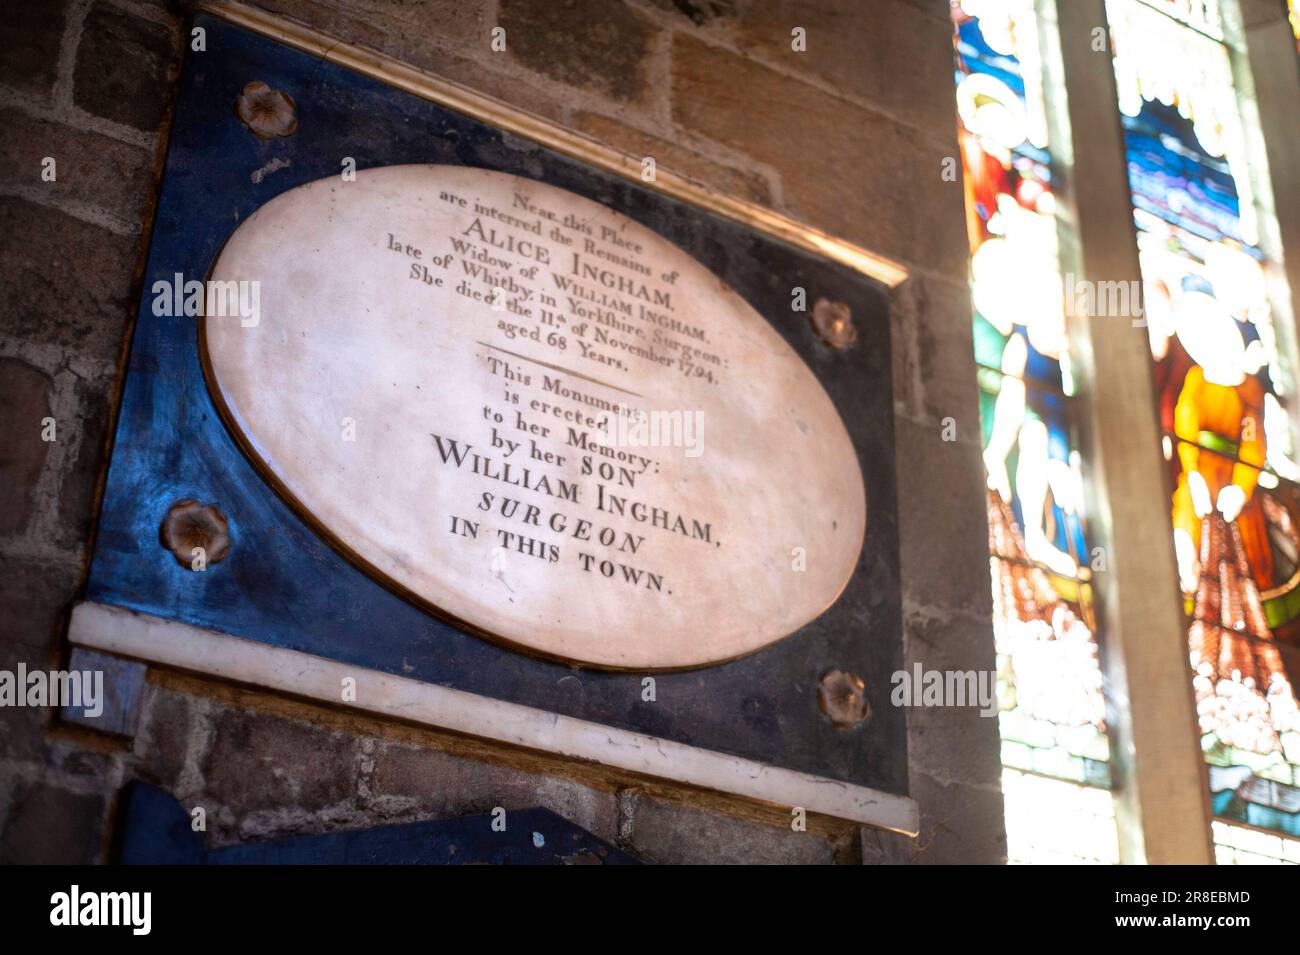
[204,166,865,668]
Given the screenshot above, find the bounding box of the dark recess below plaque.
[86,13,905,796]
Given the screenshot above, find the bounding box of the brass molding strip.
[198,0,909,288]
[69,601,921,834]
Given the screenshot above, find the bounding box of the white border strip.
[69,601,918,835]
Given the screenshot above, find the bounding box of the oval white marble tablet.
[204,165,865,669]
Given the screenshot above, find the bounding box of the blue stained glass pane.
[1122,98,1249,247]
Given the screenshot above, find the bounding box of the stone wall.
[0,0,1003,864]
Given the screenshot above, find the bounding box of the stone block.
[0,108,155,224]
[730,0,958,140]
[908,770,1006,864]
[200,706,358,813]
[893,416,995,618]
[369,740,619,841]
[0,781,105,864]
[0,358,54,536]
[499,0,656,103]
[73,2,177,132]
[573,111,770,203]
[623,794,836,864]
[671,34,968,279]
[0,196,140,362]
[0,0,68,98]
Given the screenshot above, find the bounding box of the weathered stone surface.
[892,274,981,428]
[132,683,197,788]
[0,705,46,764]
[0,781,104,864]
[0,108,155,223]
[573,111,771,204]
[333,0,483,51]
[896,0,955,24]
[730,0,958,140]
[0,358,54,536]
[370,741,618,841]
[909,771,1006,864]
[254,0,484,63]
[400,38,568,125]
[0,584,57,758]
[55,377,112,551]
[671,34,968,279]
[201,707,358,813]
[0,197,140,361]
[903,612,1001,788]
[904,602,998,678]
[247,0,345,31]
[623,795,836,864]
[73,3,177,131]
[0,0,67,97]
[499,0,655,102]
[258,0,507,120]
[0,555,78,660]
[894,417,994,618]
[860,823,915,864]
[45,738,115,780]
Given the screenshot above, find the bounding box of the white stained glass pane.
[1211,821,1300,865]
[1002,768,1120,864]
[1135,0,1225,39]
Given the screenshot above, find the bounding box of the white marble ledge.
[66,600,919,835]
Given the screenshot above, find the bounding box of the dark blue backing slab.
[87,13,905,795]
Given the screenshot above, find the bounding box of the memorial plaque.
[69,12,913,830]
[204,165,866,669]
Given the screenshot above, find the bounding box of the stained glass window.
[1108,0,1300,852]
[952,0,1119,864]
[1003,769,1121,864]
[1140,0,1224,38]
